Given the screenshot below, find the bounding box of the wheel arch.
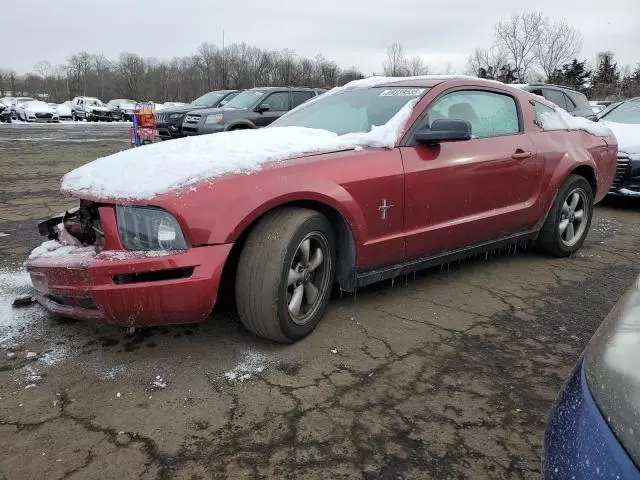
[569,164,597,197]
[220,199,358,297]
[225,121,255,131]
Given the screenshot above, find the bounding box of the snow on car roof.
[61,99,417,200]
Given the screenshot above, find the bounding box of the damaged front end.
[37,200,104,250]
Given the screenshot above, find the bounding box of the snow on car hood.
[539,106,613,137]
[23,102,55,114]
[61,99,417,200]
[600,121,640,158]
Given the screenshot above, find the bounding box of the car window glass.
[291,91,314,108]
[427,90,519,138]
[543,89,568,110]
[563,93,576,112]
[264,92,289,111]
[532,101,556,127]
[601,100,640,124]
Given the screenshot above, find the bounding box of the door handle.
[511,150,532,160]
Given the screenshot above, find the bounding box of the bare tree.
[407,56,429,76]
[495,12,545,83]
[117,52,146,99]
[534,18,582,80]
[466,46,508,79]
[383,42,408,77]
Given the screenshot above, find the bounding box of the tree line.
[0,44,366,103]
[382,11,640,100]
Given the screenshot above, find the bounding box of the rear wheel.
[536,175,593,257]
[235,208,336,343]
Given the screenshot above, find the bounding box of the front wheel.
[235,208,336,343]
[536,175,593,257]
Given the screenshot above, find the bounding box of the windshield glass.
[601,100,640,124]
[223,90,264,110]
[191,92,226,107]
[272,87,428,135]
[86,99,104,106]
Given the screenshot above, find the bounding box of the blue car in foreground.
[544,276,640,478]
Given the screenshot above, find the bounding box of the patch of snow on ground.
[224,350,266,383]
[101,365,126,380]
[0,233,9,237]
[152,375,167,389]
[61,99,418,201]
[0,269,36,342]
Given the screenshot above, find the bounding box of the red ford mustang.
[25,77,617,343]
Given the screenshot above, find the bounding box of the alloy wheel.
[285,232,331,325]
[559,188,589,247]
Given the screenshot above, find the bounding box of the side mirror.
[256,103,270,113]
[415,119,472,145]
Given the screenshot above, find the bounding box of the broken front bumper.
[25,244,232,327]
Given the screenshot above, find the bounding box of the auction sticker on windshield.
[379,88,425,97]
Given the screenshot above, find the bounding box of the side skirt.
[353,230,540,289]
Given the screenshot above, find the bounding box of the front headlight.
[205,114,224,124]
[169,113,184,119]
[116,206,188,251]
[585,275,640,467]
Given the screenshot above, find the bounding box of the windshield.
[223,90,264,110]
[86,99,104,106]
[272,87,428,135]
[17,98,33,104]
[191,91,226,107]
[600,100,640,124]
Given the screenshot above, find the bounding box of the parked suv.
[156,90,239,140]
[71,96,112,121]
[181,87,323,136]
[514,84,595,119]
[107,99,137,121]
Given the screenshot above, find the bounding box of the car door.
[400,88,543,260]
[291,91,315,110]
[253,91,290,127]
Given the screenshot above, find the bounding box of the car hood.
[25,103,55,114]
[600,121,640,158]
[59,99,416,202]
[88,105,109,112]
[190,107,249,121]
[162,105,214,115]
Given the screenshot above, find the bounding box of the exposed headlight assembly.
[116,206,188,251]
[205,114,224,124]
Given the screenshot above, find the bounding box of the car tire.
[72,113,77,121]
[235,208,336,343]
[536,174,594,257]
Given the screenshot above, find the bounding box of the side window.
[291,91,314,108]
[426,90,520,138]
[563,93,576,112]
[533,101,556,128]
[542,89,568,110]
[263,92,289,111]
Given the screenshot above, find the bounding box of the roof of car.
[249,86,321,92]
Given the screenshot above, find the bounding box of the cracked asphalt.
[1,123,639,479]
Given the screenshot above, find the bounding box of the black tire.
[235,208,336,343]
[536,174,594,257]
[72,112,77,121]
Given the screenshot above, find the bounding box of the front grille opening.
[112,267,194,285]
[45,294,97,310]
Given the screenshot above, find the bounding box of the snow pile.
[152,375,167,389]
[539,108,613,137]
[600,121,640,158]
[224,350,266,383]
[61,99,417,200]
[28,240,96,261]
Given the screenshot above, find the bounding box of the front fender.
[159,165,368,249]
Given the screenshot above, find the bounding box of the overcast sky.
[4,0,639,75]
